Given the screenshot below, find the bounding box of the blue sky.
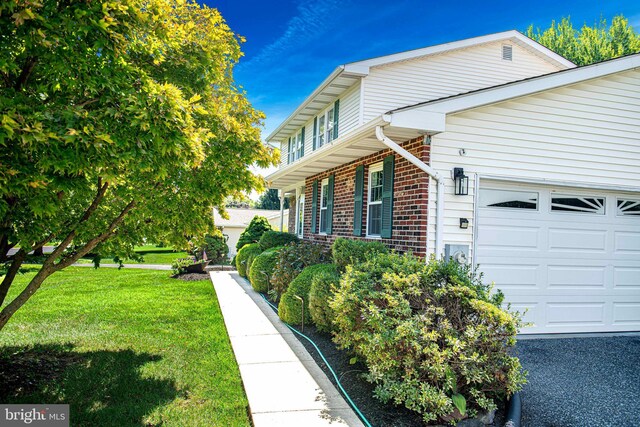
[211,0,640,142]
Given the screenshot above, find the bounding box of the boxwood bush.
[259,230,299,251]
[236,216,271,251]
[271,241,331,297]
[248,247,283,292]
[308,264,341,333]
[330,252,526,424]
[331,237,388,272]
[235,243,262,277]
[279,264,336,326]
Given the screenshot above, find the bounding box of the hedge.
[258,231,298,251]
[279,264,337,326]
[308,264,341,333]
[331,237,388,272]
[248,247,282,292]
[235,243,262,277]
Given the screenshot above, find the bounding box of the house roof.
[266,52,640,191]
[266,30,575,144]
[214,208,287,228]
[386,51,640,118]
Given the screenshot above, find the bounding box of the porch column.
[279,189,284,231]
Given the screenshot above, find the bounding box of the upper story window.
[287,128,305,164]
[313,100,340,150]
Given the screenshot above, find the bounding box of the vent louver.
[502,44,513,61]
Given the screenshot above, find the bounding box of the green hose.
[260,294,373,427]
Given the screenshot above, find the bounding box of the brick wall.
[301,137,430,256]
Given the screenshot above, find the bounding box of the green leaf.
[349,357,358,365]
[451,393,466,416]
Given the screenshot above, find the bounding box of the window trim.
[296,194,305,237]
[616,197,640,217]
[314,105,335,150]
[550,194,606,215]
[366,163,384,238]
[478,187,540,212]
[319,178,329,234]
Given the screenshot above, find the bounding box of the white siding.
[339,81,361,134]
[427,69,640,256]
[362,41,561,122]
[279,82,361,169]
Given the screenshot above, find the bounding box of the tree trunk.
[0,249,26,306]
[0,264,55,330]
[33,247,44,257]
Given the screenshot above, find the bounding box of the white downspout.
[375,126,445,258]
[279,190,285,232]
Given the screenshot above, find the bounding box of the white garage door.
[476,181,640,334]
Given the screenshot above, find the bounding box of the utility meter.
[444,244,469,265]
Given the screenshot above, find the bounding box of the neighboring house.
[214,208,289,257]
[265,30,640,334]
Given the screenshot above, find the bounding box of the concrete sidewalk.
[210,271,364,427]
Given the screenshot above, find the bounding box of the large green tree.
[527,15,640,65]
[254,189,288,210]
[0,0,277,330]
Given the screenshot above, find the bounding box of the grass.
[0,266,250,427]
[77,245,190,265]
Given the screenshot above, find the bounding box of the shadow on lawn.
[0,343,179,426]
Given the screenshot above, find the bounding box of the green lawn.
[77,245,190,265]
[0,266,250,427]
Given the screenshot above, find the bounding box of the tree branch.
[14,57,37,91]
[54,199,136,270]
[0,249,26,307]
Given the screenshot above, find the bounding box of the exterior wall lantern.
[453,167,469,196]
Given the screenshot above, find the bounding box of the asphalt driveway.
[516,335,640,427]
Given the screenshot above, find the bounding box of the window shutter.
[287,137,292,164]
[327,174,335,234]
[381,155,395,238]
[311,180,318,233]
[333,100,340,140]
[300,127,305,157]
[313,117,318,150]
[353,165,364,236]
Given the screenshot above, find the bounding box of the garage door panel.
[614,231,640,253]
[476,182,640,334]
[546,302,605,327]
[476,224,539,250]
[614,267,640,288]
[612,303,640,325]
[547,265,606,288]
[547,228,607,252]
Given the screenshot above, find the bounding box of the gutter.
[375,126,445,258]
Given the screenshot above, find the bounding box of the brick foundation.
[300,137,430,256]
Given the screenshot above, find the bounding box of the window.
[319,178,329,233]
[313,100,340,151]
[551,195,605,214]
[617,198,640,216]
[288,128,304,163]
[367,163,384,236]
[296,194,305,237]
[479,188,538,210]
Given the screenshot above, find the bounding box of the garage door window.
[551,195,605,214]
[617,198,640,216]
[479,188,538,210]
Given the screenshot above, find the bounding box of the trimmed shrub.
[272,241,331,297]
[308,264,341,333]
[259,230,299,251]
[200,229,228,264]
[248,247,283,292]
[279,264,335,325]
[331,237,388,272]
[235,243,262,277]
[330,253,525,424]
[236,216,271,251]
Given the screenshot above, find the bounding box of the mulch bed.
[263,296,506,426]
[171,273,210,281]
